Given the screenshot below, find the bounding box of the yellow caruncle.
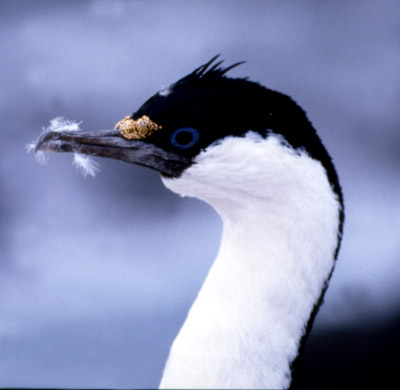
[115,115,162,140]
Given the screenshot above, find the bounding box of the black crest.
[179,54,246,82]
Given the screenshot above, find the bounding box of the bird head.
[35,55,342,210]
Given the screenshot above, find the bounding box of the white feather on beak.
[72,153,100,178]
[28,117,100,177]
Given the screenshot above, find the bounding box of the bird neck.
[160,133,341,389]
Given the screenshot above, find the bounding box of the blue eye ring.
[170,127,200,150]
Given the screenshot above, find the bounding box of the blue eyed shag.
[35,56,344,389]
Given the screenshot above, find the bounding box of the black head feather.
[181,54,246,80]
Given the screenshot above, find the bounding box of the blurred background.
[1,0,399,388]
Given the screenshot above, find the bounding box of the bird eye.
[170,127,200,150]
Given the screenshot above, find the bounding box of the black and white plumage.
[35,56,344,389]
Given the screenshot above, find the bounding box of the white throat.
[160,132,341,389]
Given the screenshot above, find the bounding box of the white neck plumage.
[160,132,341,389]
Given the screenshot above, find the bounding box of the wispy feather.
[28,117,100,177]
[25,141,47,165]
[47,117,81,132]
[72,153,100,178]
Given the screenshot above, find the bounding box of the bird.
[35,55,344,389]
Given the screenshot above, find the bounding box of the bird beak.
[35,128,191,177]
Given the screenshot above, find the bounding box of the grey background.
[1,0,399,388]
